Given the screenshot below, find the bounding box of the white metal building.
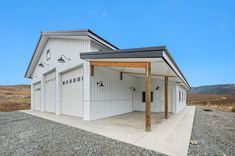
[25,29,190,131]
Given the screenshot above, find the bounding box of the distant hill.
[191,84,235,95]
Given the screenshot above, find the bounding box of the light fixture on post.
[57,55,71,63]
[38,61,49,67]
[97,81,104,87]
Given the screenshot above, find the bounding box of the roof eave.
[24,34,43,78]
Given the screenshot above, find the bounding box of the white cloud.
[88,9,108,17]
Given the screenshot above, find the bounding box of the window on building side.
[142,91,153,102]
[46,49,51,60]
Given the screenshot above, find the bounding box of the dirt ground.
[0,85,30,111]
[187,93,235,112]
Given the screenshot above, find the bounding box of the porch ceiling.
[100,58,180,81]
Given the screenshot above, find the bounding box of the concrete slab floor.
[21,106,195,156]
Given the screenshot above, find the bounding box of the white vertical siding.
[90,41,110,51]
[32,38,90,80]
[90,67,137,120]
[133,78,177,113]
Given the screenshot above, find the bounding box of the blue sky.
[0,0,234,87]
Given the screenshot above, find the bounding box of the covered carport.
[80,46,190,131]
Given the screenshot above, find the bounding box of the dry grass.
[187,93,235,112]
[0,85,31,112]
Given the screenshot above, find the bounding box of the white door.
[61,67,83,117]
[155,90,163,112]
[156,89,172,112]
[45,71,56,113]
[34,82,41,111]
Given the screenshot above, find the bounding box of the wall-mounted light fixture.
[38,61,49,67]
[97,81,104,87]
[156,86,160,90]
[130,87,136,91]
[57,55,71,63]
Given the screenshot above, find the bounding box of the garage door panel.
[61,67,83,117]
[45,71,56,113]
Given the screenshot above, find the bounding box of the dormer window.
[46,49,51,60]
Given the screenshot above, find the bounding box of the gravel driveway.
[0,111,165,156]
[188,107,235,156]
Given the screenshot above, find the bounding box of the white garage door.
[45,71,56,113]
[34,82,41,111]
[61,67,83,118]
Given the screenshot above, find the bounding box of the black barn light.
[57,55,71,63]
[38,61,48,67]
[97,81,104,87]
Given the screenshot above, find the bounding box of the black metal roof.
[80,46,191,88]
[80,46,166,59]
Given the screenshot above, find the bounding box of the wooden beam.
[90,61,149,68]
[145,63,151,131]
[165,76,168,119]
[122,71,176,77]
[90,63,94,76]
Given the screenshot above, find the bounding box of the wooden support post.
[90,64,94,76]
[165,76,168,119]
[120,72,123,80]
[145,63,151,131]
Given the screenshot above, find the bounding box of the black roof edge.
[163,48,191,88]
[87,29,119,50]
[81,46,166,55]
[80,46,165,59]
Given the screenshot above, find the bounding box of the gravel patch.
[0,111,165,156]
[188,107,235,156]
